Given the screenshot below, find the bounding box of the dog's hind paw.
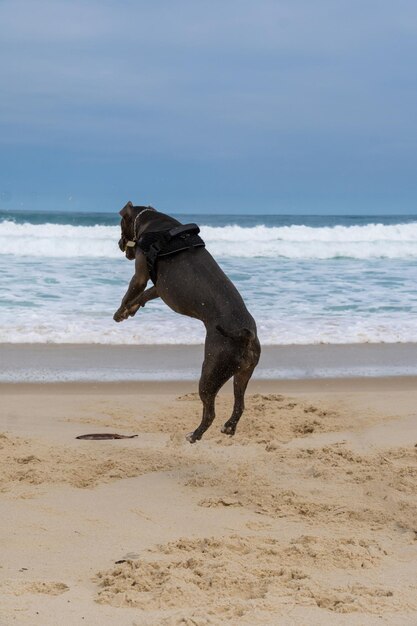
[221,424,236,436]
[186,431,198,444]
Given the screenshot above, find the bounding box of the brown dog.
[114,202,261,442]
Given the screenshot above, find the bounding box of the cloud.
[1,0,417,210]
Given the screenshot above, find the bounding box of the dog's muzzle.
[119,238,136,253]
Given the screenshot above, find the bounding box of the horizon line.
[2,207,417,218]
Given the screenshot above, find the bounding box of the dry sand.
[1,378,417,625]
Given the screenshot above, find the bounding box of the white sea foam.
[2,216,417,347]
[0,221,117,258]
[2,219,417,259]
[1,311,417,345]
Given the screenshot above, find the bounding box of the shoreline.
[2,374,417,395]
[1,342,417,383]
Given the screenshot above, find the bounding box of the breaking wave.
[2,219,417,259]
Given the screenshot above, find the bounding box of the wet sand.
[1,378,417,624]
[2,342,417,382]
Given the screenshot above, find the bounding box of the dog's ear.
[119,201,134,218]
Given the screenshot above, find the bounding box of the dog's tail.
[216,324,255,344]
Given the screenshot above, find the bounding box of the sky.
[1,0,417,214]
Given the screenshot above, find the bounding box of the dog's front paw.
[113,308,128,322]
[186,431,199,444]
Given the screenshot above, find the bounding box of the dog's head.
[118,201,157,260]
[118,201,138,260]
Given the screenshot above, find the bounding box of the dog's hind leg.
[186,350,236,444]
[222,336,260,436]
[221,365,256,436]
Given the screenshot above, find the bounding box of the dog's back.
[157,237,257,334]
[139,210,256,332]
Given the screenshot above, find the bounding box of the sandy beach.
[1,373,417,625]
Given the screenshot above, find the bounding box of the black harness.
[137,223,205,283]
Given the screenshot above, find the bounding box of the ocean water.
[1,209,417,345]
